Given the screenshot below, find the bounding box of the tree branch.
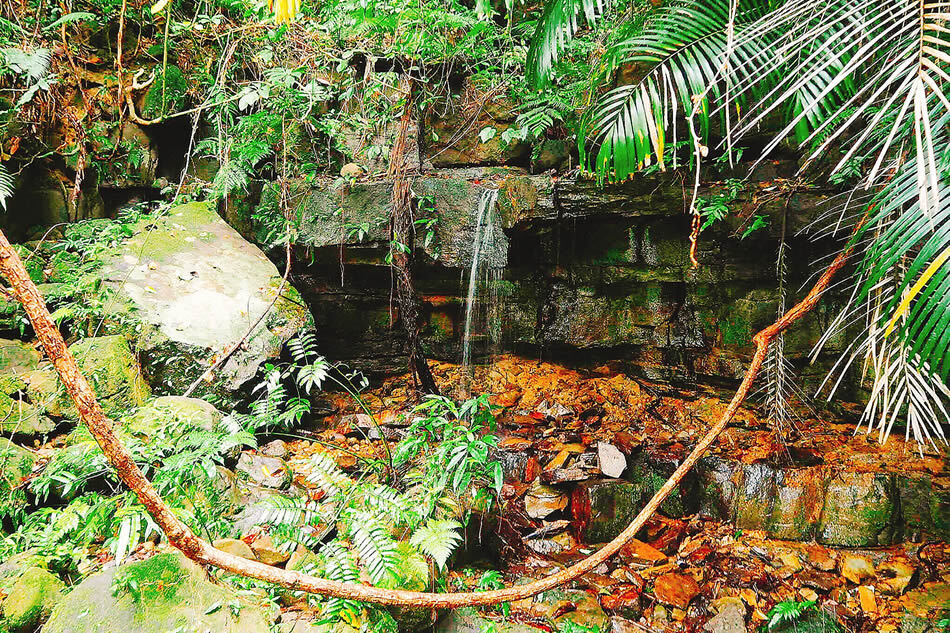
[0,225,849,608]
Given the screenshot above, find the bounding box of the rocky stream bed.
[0,202,946,633]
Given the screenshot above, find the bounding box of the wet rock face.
[819,472,901,546]
[572,479,642,543]
[286,164,852,387]
[543,450,947,547]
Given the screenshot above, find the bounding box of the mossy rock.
[0,392,54,436]
[26,336,150,421]
[122,395,223,437]
[11,245,43,284]
[900,583,950,633]
[818,472,900,547]
[142,65,188,119]
[0,567,64,632]
[43,551,271,633]
[0,552,47,592]
[435,609,547,633]
[0,439,35,517]
[93,202,313,400]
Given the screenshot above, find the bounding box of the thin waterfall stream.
[460,187,502,394]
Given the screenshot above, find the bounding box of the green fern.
[408,518,462,570]
[0,163,14,210]
[305,452,351,497]
[320,542,362,622]
[2,46,51,84]
[348,511,398,584]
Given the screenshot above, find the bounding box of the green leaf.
[409,519,462,570]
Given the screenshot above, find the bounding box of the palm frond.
[526,0,614,89]
[0,164,14,211]
[579,0,775,182]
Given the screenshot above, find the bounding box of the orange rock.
[653,572,701,609]
[490,388,522,408]
[858,585,876,614]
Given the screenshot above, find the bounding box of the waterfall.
[460,188,501,392]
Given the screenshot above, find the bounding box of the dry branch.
[0,225,848,608]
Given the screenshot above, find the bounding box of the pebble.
[653,572,701,609]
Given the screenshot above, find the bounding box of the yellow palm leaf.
[885,245,950,336]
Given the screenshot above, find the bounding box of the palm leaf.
[579,0,775,183]
[526,0,614,90]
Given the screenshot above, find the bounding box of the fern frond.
[288,331,320,362]
[2,46,52,84]
[348,511,398,584]
[408,518,462,571]
[305,452,351,497]
[211,159,249,199]
[320,541,362,622]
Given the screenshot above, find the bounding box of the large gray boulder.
[42,551,271,633]
[94,202,312,398]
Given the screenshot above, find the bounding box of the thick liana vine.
[0,221,851,608]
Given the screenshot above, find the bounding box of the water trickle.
[460,188,502,393]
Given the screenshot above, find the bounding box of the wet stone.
[653,572,700,609]
[702,601,745,633]
[572,479,641,543]
[497,449,530,484]
[819,472,899,547]
[524,480,568,519]
[766,467,826,541]
[877,559,916,595]
[236,453,292,490]
[733,462,777,531]
[839,554,875,585]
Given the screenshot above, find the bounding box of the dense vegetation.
[0,0,949,632]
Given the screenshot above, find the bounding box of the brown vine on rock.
[387,77,439,396]
[0,218,849,607]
